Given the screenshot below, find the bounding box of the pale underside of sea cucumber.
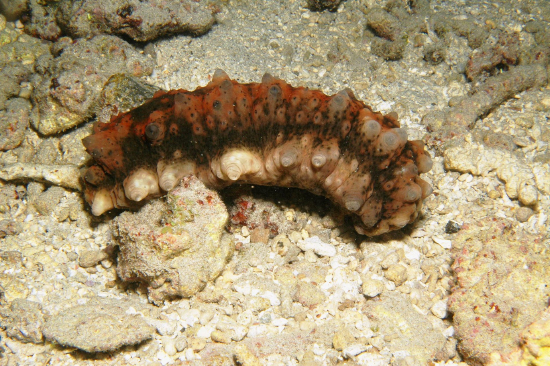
[82,70,433,236]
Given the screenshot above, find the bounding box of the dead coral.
[466,32,521,81]
[423,63,549,153]
[113,176,234,305]
[448,217,550,366]
[25,0,215,42]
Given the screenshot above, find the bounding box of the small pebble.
[175,335,188,352]
[432,236,452,249]
[369,336,385,351]
[271,234,291,255]
[188,337,207,351]
[297,236,336,257]
[164,338,177,356]
[211,330,232,344]
[231,325,248,341]
[515,207,534,223]
[153,320,177,336]
[299,320,316,332]
[199,310,214,325]
[384,264,408,286]
[289,230,302,243]
[518,183,538,206]
[487,190,501,199]
[250,227,270,243]
[431,299,448,319]
[445,220,461,234]
[304,249,317,262]
[333,328,355,351]
[78,250,108,268]
[342,344,368,358]
[235,343,262,366]
[380,252,399,269]
[361,277,385,298]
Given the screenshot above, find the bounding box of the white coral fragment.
[0,163,82,190]
[444,143,543,206]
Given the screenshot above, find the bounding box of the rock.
[0,0,28,21]
[448,217,549,365]
[485,307,550,365]
[515,207,534,223]
[0,299,44,343]
[31,35,154,135]
[0,98,31,151]
[78,250,108,268]
[444,142,545,206]
[431,300,448,319]
[42,299,154,352]
[30,186,80,222]
[363,292,447,364]
[56,0,214,42]
[384,264,408,286]
[0,163,82,190]
[23,0,61,41]
[211,330,232,344]
[113,175,234,304]
[297,236,336,257]
[307,0,343,12]
[292,281,326,307]
[518,308,550,365]
[0,219,21,238]
[96,74,159,124]
[0,18,50,150]
[333,327,355,351]
[0,274,29,301]
[361,276,385,298]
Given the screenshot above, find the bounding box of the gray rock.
[42,299,154,352]
[515,207,534,223]
[0,98,31,151]
[0,0,28,21]
[113,175,234,304]
[363,292,446,364]
[292,281,326,307]
[56,0,214,41]
[384,264,408,286]
[0,299,45,344]
[78,249,108,268]
[31,35,154,135]
[0,163,82,191]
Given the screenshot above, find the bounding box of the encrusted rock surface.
[0,299,45,344]
[0,15,50,150]
[42,298,155,352]
[444,142,549,206]
[112,175,234,304]
[57,0,214,41]
[448,217,550,366]
[31,34,154,135]
[22,0,215,42]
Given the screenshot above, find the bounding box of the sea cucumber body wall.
[82,70,432,236]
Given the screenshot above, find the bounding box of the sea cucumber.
[82,70,432,236]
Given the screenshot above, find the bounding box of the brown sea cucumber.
[82,70,432,236]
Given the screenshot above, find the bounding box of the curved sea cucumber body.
[82,70,432,236]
